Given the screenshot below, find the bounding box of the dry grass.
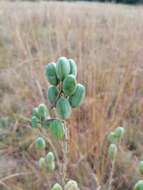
[0,1,143,190]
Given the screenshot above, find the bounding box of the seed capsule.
[107,132,117,143]
[69,59,77,77]
[31,116,40,128]
[46,152,55,162]
[35,137,46,150]
[45,63,59,86]
[51,183,63,190]
[114,127,125,139]
[64,180,80,190]
[134,180,143,190]
[108,144,118,160]
[39,157,46,169]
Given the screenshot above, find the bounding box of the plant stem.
[108,159,115,190]
[62,122,69,185]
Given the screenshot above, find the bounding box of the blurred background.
[0,1,143,190]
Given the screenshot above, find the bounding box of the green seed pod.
[48,86,59,105]
[114,127,125,139]
[134,180,143,190]
[69,59,77,77]
[46,152,55,162]
[39,157,46,169]
[64,180,80,190]
[35,137,46,150]
[45,63,59,86]
[139,161,143,175]
[38,103,48,120]
[69,83,85,108]
[47,160,55,172]
[56,97,72,119]
[107,132,117,143]
[31,116,40,128]
[32,107,39,118]
[51,183,63,190]
[63,75,77,96]
[49,119,65,140]
[108,144,117,160]
[56,57,70,81]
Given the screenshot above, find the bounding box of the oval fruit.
[50,119,65,140]
[46,152,55,162]
[114,127,125,139]
[108,144,117,160]
[63,75,76,96]
[107,132,117,143]
[69,83,85,108]
[39,157,46,169]
[69,59,77,77]
[38,103,48,120]
[45,63,59,86]
[134,180,143,190]
[56,57,70,81]
[35,137,46,150]
[64,180,79,190]
[31,116,40,128]
[48,86,59,105]
[51,183,63,190]
[56,97,71,119]
[32,107,39,118]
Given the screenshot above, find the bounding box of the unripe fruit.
[69,59,77,77]
[63,75,77,96]
[107,132,117,143]
[50,119,65,140]
[134,180,143,190]
[35,137,46,150]
[56,57,70,80]
[31,116,40,128]
[56,97,72,119]
[139,161,143,175]
[48,86,59,105]
[108,144,118,160]
[45,63,59,86]
[38,103,48,119]
[51,183,63,190]
[64,180,80,190]
[39,157,46,169]
[114,127,125,139]
[46,152,55,162]
[69,83,85,108]
[32,107,39,118]
[47,160,55,172]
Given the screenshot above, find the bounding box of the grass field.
[0,1,143,190]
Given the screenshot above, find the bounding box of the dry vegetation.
[0,1,143,190]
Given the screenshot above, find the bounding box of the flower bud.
[64,180,80,190]
[46,152,55,162]
[134,180,143,190]
[139,161,143,175]
[114,127,125,139]
[51,183,63,190]
[35,137,46,150]
[38,103,48,119]
[108,144,118,160]
[107,132,117,143]
[39,157,46,169]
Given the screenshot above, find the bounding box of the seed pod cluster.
[39,151,56,173]
[31,103,49,128]
[45,57,86,120]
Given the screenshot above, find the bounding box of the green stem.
[108,158,115,190]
